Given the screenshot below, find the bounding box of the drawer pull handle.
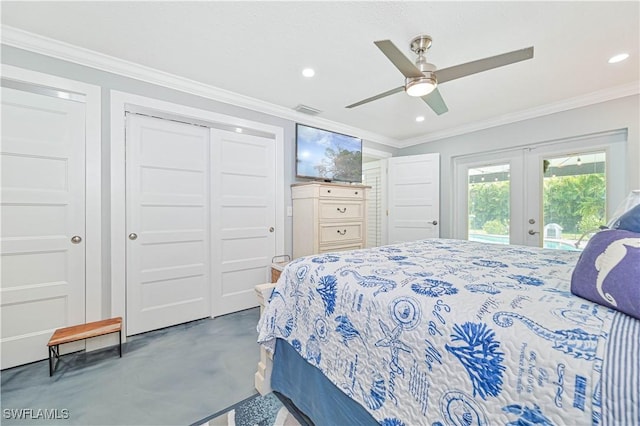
[327,189,331,193]
[355,191,358,195]
[337,207,347,213]
[337,229,347,235]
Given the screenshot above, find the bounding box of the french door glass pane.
[542,152,606,250]
[468,164,510,244]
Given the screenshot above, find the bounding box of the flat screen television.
[295,123,362,183]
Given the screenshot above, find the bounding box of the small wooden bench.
[47,317,122,376]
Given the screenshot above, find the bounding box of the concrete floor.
[1,308,260,425]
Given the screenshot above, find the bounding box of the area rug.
[193,392,303,426]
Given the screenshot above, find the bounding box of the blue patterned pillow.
[613,203,640,233]
[571,229,640,320]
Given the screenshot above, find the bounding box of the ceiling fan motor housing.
[406,40,438,97]
[405,35,438,96]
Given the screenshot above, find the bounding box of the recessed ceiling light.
[235,127,243,133]
[415,116,425,122]
[608,53,629,64]
[302,68,315,78]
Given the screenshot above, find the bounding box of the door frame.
[110,91,285,335]
[1,65,102,325]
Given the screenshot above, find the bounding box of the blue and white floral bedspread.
[257,239,638,425]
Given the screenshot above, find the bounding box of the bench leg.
[48,345,59,377]
[118,329,122,357]
[48,346,53,377]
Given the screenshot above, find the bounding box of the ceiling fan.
[346,35,534,115]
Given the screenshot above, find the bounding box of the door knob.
[269,227,274,233]
[432,220,438,225]
[528,229,539,235]
[128,233,138,240]
[71,235,82,244]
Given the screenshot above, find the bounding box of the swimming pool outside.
[469,233,581,251]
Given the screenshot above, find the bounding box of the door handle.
[71,235,82,244]
[128,233,138,240]
[432,220,438,225]
[269,227,274,233]
[528,229,539,235]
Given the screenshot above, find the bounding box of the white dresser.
[292,182,369,258]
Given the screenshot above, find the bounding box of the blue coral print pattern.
[445,323,505,399]
[316,275,337,315]
[257,239,627,426]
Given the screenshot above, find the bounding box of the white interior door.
[126,114,210,335]
[387,153,440,243]
[1,87,86,368]
[211,129,276,316]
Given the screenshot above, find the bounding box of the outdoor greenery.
[468,181,510,233]
[315,146,362,182]
[469,173,605,236]
[543,174,606,234]
[482,219,509,235]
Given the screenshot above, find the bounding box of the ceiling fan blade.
[345,86,404,109]
[374,40,424,79]
[422,88,448,115]
[435,46,534,84]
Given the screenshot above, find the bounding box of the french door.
[454,131,626,249]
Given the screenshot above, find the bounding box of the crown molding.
[4,25,637,151]
[398,81,640,148]
[1,25,400,147]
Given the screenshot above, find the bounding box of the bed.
[257,238,639,425]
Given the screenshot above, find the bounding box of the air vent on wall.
[293,104,322,115]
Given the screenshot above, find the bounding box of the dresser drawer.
[319,243,363,254]
[319,223,362,244]
[319,186,364,199]
[319,201,364,220]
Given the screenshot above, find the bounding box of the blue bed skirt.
[272,338,378,425]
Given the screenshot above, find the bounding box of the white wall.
[398,94,640,238]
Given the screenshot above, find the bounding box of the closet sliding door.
[125,114,211,335]
[211,129,276,316]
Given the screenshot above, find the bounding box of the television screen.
[296,124,362,183]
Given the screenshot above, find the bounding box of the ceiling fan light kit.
[406,76,436,97]
[346,34,534,116]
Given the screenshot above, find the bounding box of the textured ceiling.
[2,1,638,144]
